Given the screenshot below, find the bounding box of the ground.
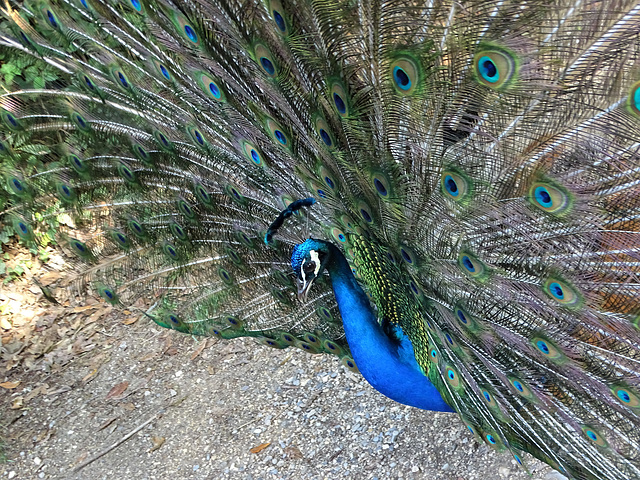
[0,243,567,480]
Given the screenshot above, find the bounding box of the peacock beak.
[297,277,315,303]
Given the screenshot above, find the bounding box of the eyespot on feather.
[458,251,486,279]
[225,183,247,205]
[255,44,278,77]
[41,6,62,31]
[196,72,226,102]
[390,56,420,95]
[610,384,640,409]
[96,284,118,304]
[543,277,581,308]
[11,216,34,241]
[330,82,350,117]
[582,426,608,448]
[186,125,207,148]
[111,66,132,91]
[529,182,571,214]
[241,141,266,167]
[2,110,21,131]
[170,11,200,46]
[193,181,214,207]
[341,356,359,373]
[508,376,536,401]
[268,0,289,35]
[314,116,335,148]
[627,80,640,118]
[266,118,289,148]
[473,47,517,89]
[154,130,173,151]
[441,171,470,201]
[531,336,566,363]
[132,143,151,164]
[117,161,137,183]
[444,365,463,389]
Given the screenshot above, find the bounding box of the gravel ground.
[1,312,567,480]
[0,246,567,480]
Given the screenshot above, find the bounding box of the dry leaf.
[250,442,271,454]
[122,316,139,325]
[39,271,62,286]
[190,340,208,361]
[86,306,112,324]
[105,381,129,400]
[0,381,20,389]
[165,347,178,356]
[148,436,165,453]
[11,397,24,409]
[73,305,98,313]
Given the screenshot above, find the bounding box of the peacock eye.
[303,261,316,273]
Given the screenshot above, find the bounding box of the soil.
[0,243,566,480]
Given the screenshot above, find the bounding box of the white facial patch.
[310,250,321,276]
[300,250,321,285]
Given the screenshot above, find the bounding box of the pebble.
[34,457,41,466]
[8,472,15,479]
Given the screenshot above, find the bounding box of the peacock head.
[291,239,331,302]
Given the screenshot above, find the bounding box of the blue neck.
[324,244,453,412]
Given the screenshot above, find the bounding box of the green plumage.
[1,0,640,478]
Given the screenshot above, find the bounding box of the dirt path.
[0,245,564,480]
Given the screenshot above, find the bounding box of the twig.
[72,410,162,472]
[72,395,187,472]
[72,395,187,473]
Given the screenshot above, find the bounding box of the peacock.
[1,0,640,478]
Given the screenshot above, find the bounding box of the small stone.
[34,457,42,466]
[8,472,16,479]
